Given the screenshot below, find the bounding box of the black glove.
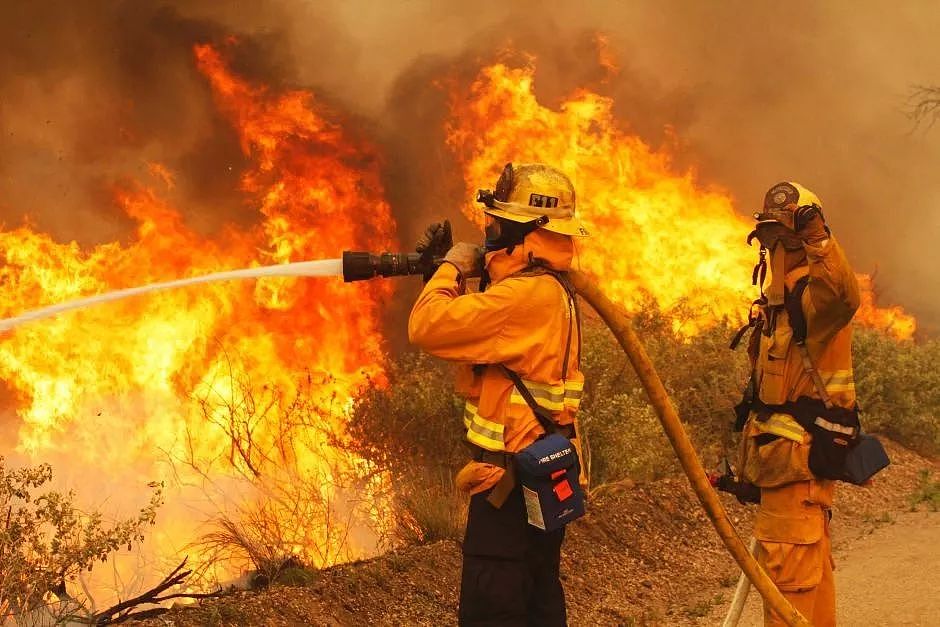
[716,475,761,505]
[794,205,828,244]
[415,220,453,281]
[708,458,760,505]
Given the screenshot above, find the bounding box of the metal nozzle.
[342,251,431,282]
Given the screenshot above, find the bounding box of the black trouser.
[458,485,566,626]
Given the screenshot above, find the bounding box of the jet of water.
[0,258,345,332]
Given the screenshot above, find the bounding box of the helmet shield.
[494,163,514,202]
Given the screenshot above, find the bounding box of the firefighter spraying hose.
[340,172,810,623]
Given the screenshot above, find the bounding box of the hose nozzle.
[344,219,455,283]
[342,251,431,282]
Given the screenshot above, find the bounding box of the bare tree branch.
[908,84,940,130]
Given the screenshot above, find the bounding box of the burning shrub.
[189,372,387,582]
[0,457,162,623]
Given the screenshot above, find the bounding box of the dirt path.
[724,510,940,626]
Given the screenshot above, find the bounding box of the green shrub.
[908,469,940,511]
[853,329,940,456]
[578,302,747,485]
[579,389,678,483]
[0,457,162,621]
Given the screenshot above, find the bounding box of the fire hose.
[342,237,809,626]
[566,270,808,627]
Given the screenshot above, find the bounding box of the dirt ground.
[135,438,938,626]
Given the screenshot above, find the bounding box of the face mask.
[484,217,502,249]
[484,215,547,254]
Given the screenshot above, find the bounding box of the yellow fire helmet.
[756,181,825,227]
[477,163,590,237]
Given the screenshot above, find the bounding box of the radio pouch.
[515,433,584,531]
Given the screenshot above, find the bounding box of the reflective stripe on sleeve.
[463,401,505,451]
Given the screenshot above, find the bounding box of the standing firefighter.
[733,182,860,626]
[409,163,589,626]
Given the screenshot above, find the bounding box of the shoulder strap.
[785,275,834,409]
[499,364,559,434]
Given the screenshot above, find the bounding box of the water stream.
[0,258,345,332]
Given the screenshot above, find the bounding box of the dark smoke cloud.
[0,0,937,330]
[0,0,305,243]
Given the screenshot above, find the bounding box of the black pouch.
[843,434,890,485]
[777,398,864,481]
[733,398,751,432]
[805,408,861,480]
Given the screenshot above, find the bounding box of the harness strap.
[729,301,765,350]
[799,345,834,409]
[549,270,583,365]
[785,275,834,410]
[467,445,513,468]
[752,246,768,293]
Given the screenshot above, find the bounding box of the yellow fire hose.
[568,270,810,627]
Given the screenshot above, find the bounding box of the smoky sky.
[1,0,938,331]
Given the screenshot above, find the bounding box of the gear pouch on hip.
[514,433,585,532]
[843,433,890,485]
[740,415,814,488]
[806,411,859,480]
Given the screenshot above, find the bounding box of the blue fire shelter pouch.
[515,433,585,531]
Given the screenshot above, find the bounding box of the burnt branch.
[88,558,223,625]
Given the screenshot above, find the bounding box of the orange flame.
[445,60,916,339]
[0,43,395,576]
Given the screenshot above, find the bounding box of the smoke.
[1,0,937,326]
[306,0,940,329]
[0,0,303,243]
